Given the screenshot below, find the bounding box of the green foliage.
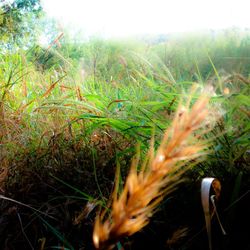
[0,22,249,249]
[0,0,43,49]
[41,29,249,87]
[151,30,250,81]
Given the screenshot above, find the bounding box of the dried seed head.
[93,95,213,250]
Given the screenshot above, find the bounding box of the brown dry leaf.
[0,158,8,192]
[166,227,189,247]
[38,237,46,250]
[73,201,97,225]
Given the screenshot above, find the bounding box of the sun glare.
[41,0,250,37]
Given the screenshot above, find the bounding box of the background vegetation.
[0,1,249,249]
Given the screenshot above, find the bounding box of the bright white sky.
[41,0,250,37]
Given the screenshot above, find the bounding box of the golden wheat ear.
[93,95,211,250]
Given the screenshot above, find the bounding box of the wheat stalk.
[93,95,211,250]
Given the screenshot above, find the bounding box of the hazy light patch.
[41,0,250,37]
[0,0,14,7]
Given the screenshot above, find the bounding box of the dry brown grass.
[93,95,212,249]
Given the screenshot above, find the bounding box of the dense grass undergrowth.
[0,27,249,250]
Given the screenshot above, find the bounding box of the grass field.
[0,17,249,250]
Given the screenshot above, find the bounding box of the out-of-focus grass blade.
[49,174,95,201]
[39,216,74,250]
